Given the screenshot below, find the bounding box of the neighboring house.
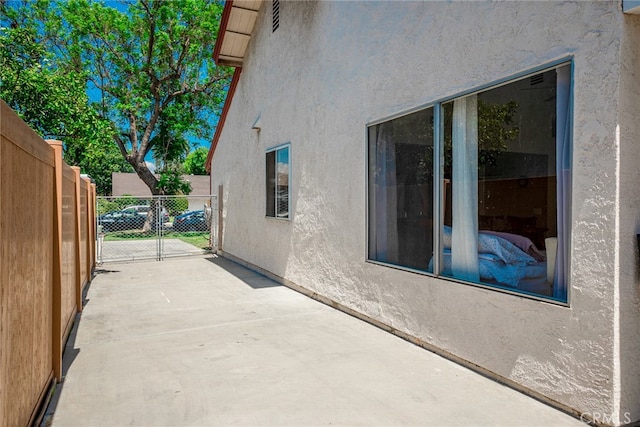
[112,172,211,211]
[206,1,640,425]
[112,172,210,196]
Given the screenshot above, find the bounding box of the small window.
[266,144,290,219]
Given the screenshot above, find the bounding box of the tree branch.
[141,0,159,94]
[128,112,139,157]
[113,133,130,159]
[138,101,161,159]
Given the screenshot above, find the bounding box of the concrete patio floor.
[45,255,585,426]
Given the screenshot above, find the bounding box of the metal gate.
[96,195,218,263]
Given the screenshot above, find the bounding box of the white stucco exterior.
[210,2,640,424]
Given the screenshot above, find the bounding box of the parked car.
[122,205,169,223]
[173,210,209,232]
[98,210,146,232]
[122,205,150,216]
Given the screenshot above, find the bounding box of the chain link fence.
[96,195,217,263]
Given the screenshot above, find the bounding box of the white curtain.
[554,65,571,300]
[370,124,398,262]
[451,95,479,282]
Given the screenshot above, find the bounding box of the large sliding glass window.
[367,63,571,302]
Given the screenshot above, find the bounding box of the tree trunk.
[130,159,162,232]
[142,198,165,233]
[131,158,161,195]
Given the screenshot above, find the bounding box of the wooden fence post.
[71,167,83,313]
[84,178,93,285]
[46,140,63,381]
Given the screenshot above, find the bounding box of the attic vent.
[530,74,544,85]
[272,0,280,32]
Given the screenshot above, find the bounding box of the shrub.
[167,197,189,216]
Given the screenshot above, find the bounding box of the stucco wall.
[617,12,640,425]
[211,1,637,423]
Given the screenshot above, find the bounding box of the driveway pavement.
[45,255,585,426]
[98,238,209,263]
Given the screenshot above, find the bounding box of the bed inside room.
[431,225,554,296]
[437,165,558,297]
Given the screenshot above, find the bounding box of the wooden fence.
[0,100,96,426]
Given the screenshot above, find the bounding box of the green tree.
[183,146,209,175]
[157,161,192,195]
[0,2,131,194]
[59,0,231,194]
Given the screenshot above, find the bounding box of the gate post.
[217,185,223,251]
[156,197,162,261]
[87,181,95,278]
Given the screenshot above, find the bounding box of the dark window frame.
[266,143,291,220]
